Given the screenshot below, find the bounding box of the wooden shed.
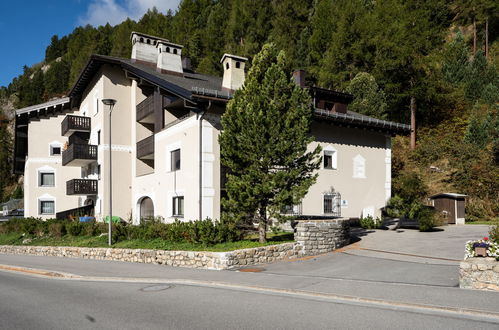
[429,193,467,225]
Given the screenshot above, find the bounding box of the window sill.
[171,215,184,218]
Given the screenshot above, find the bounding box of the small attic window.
[173,48,178,55]
[140,37,144,42]
[146,39,150,44]
[153,41,156,45]
[226,62,230,70]
[166,47,170,53]
[236,61,241,69]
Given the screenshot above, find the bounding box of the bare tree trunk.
[410,96,416,150]
[485,18,489,59]
[258,208,267,243]
[473,18,477,56]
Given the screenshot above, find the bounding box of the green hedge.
[0,217,241,245]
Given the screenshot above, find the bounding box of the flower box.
[474,246,487,257]
[465,237,499,259]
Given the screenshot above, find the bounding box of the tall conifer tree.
[219,43,321,243]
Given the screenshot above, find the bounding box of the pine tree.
[346,72,388,119]
[219,43,321,243]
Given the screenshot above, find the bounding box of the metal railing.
[56,204,94,220]
[61,115,91,136]
[136,135,154,159]
[136,95,154,122]
[67,179,98,195]
[62,144,98,166]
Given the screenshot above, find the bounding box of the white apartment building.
[14,32,410,223]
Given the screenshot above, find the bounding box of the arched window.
[140,197,154,221]
[146,39,150,44]
[166,47,170,53]
[140,37,144,43]
[173,48,177,55]
[226,62,230,70]
[236,61,241,69]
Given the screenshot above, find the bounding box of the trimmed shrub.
[67,222,84,237]
[359,216,382,229]
[385,195,406,218]
[409,202,436,232]
[490,225,499,244]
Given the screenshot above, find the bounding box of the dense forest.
[0,0,497,220]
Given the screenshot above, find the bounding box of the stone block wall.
[460,257,499,291]
[294,218,350,256]
[0,219,350,270]
[0,243,299,270]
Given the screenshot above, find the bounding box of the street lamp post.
[102,99,117,246]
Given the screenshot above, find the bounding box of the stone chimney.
[131,32,184,75]
[131,32,163,66]
[292,69,307,88]
[221,54,248,92]
[156,41,183,76]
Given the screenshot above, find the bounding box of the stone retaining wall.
[460,257,499,291]
[0,218,350,270]
[294,218,350,256]
[0,243,299,270]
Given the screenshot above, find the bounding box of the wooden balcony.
[136,95,154,124]
[137,135,154,160]
[67,179,98,195]
[62,144,98,166]
[62,115,91,137]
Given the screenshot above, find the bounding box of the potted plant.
[473,238,489,257]
[465,237,499,259]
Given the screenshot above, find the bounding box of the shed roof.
[430,193,468,199]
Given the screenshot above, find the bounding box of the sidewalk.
[1,251,498,318]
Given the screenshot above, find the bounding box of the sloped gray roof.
[15,97,70,116]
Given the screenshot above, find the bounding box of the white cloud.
[79,0,181,26]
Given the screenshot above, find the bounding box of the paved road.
[0,224,497,328]
[1,270,498,330]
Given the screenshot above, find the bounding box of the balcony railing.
[136,95,154,123]
[137,135,154,159]
[62,115,91,137]
[67,179,98,195]
[62,143,98,166]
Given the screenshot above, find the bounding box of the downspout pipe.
[198,100,212,220]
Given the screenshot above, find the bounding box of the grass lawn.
[0,232,294,252]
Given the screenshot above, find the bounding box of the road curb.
[1,263,498,323]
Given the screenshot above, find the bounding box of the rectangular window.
[40,173,55,187]
[39,200,54,215]
[95,97,99,114]
[323,193,341,216]
[324,154,333,169]
[50,145,61,156]
[171,149,181,171]
[97,130,101,145]
[97,165,101,180]
[172,196,184,217]
[324,195,334,214]
[324,149,337,170]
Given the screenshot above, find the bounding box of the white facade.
[17,32,404,223]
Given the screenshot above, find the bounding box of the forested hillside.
[0,0,497,220]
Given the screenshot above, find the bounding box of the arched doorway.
[139,197,154,222]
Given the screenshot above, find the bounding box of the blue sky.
[0,0,180,87]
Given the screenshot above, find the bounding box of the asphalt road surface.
[1,270,497,330]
